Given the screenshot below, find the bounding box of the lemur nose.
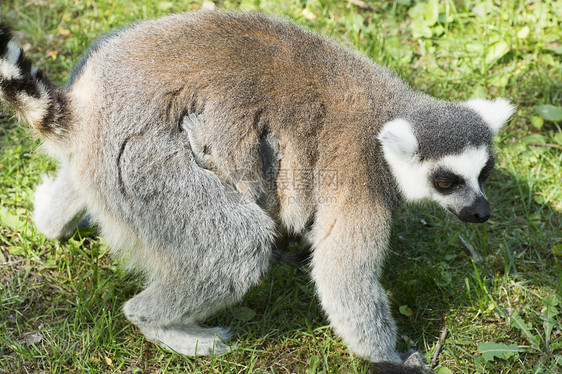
[474,211,490,223]
[457,196,490,223]
[473,197,490,222]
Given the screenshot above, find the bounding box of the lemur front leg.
[310,200,403,363]
[310,201,429,368]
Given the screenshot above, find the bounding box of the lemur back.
[0,11,513,369]
[67,12,416,232]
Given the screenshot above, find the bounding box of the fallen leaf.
[22,332,42,345]
[399,305,413,317]
[58,27,71,37]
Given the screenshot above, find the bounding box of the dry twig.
[525,142,562,150]
[459,236,483,262]
[430,326,449,368]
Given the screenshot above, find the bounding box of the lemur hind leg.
[123,280,234,355]
[34,163,87,239]
[121,201,275,355]
[116,134,276,356]
[122,198,275,356]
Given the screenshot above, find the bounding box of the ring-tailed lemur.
[0,11,513,369]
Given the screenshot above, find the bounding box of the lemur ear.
[464,98,515,135]
[377,118,418,159]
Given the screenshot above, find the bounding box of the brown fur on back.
[74,12,411,233]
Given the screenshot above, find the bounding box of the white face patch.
[383,151,432,201]
[378,118,432,201]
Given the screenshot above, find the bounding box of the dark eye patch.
[479,157,495,183]
[431,168,464,194]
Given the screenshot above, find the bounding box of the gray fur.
[0,11,513,365]
[65,28,127,88]
[406,100,494,160]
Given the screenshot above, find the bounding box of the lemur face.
[377,98,514,223]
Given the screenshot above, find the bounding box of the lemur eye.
[432,170,462,193]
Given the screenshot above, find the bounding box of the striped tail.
[0,23,71,139]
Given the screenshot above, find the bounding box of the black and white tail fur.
[0,23,70,139]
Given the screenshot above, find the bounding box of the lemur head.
[378,98,515,223]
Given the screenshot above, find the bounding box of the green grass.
[1,0,561,373]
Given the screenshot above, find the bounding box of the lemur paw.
[402,350,428,368]
[138,324,234,356]
[371,350,434,373]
